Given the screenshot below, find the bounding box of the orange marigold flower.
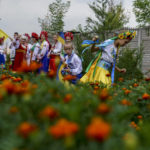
[30,62,41,71]
[40,106,58,119]
[63,75,77,81]
[17,122,37,138]
[63,94,72,103]
[9,106,19,114]
[48,70,56,78]
[142,93,150,100]
[2,79,16,94]
[93,90,98,95]
[94,86,99,90]
[48,119,79,138]
[0,93,3,101]
[133,83,139,87]
[145,77,150,81]
[21,80,30,88]
[112,83,117,86]
[97,103,111,114]
[17,61,41,73]
[122,88,127,91]
[13,77,22,82]
[137,115,143,119]
[130,121,139,130]
[99,88,109,101]
[1,74,8,81]
[106,73,111,77]
[118,77,124,82]
[86,118,111,142]
[120,99,132,106]
[32,84,38,89]
[124,89,131,95]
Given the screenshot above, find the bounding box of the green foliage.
[38,0,70,33]
[0,72,150,150]
[116,45,144,81]
[133,0,150,26]
[84,0,129,40]
[74,26,95,71]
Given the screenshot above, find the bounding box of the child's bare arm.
[116,66,126,73]
[91,36,99,52]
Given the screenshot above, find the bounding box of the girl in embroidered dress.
[80,31,136,87]
[38,31,50,73]
[48,34,62,73]
[31,33,40,62]
[13,35,27,71]
[0,37,6,69]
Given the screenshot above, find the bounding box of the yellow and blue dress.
[80,39,117,86]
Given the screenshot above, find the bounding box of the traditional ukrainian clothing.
[0,37,6,69]
[10,38,20,61]
[80,31,136,87]
[49,41,62,72]
[31,33,40,62]
[10,38,20,69]
[24,34,32,65]
[13,36,27,71]
[26,43,32,65]
[31,42,40,62]
[38,40,50,73]
[61,52,82,84]
[57,32,73,80]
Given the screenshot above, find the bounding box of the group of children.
[0,30,136,87]
[0,31,83,84]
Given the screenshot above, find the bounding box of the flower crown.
[117,31,136,40]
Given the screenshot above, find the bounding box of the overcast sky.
[0,0,137,37]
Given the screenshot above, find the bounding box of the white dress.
[26,43,32,65]
[32,43,40,61]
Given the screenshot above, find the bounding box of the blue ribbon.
[111,50,117,86]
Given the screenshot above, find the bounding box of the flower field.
[0,70,150,150]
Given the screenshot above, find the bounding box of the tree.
[83,0,129,40]
[133,0,150,26]
[38,0,70,33]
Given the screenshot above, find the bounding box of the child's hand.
[64,68,70,73]
[92,36,98,42]
[120,68,126,73]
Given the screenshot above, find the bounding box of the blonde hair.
[64,42,74,49]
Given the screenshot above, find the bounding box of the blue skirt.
[0,54,5,68]
[38,51,50,73]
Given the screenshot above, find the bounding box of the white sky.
[0,0,137,37]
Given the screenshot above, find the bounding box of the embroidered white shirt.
[101,42,117,64]
[65,53,82,76]
[32,43,40,61]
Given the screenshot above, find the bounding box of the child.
[80,31,136,87]
[65,32,74,43]
[9,32,20,68]
[13,35,27,71]
[31,32,40,62]
[48,34,62,72]
[0,37,6,69]
[56,32,74,81]
[61,42,82,84]
[38,31,50,73]
[25,33,32,65]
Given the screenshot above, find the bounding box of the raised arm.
[91,36,99,52]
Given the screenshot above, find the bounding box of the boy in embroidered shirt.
[62,42,82,84]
